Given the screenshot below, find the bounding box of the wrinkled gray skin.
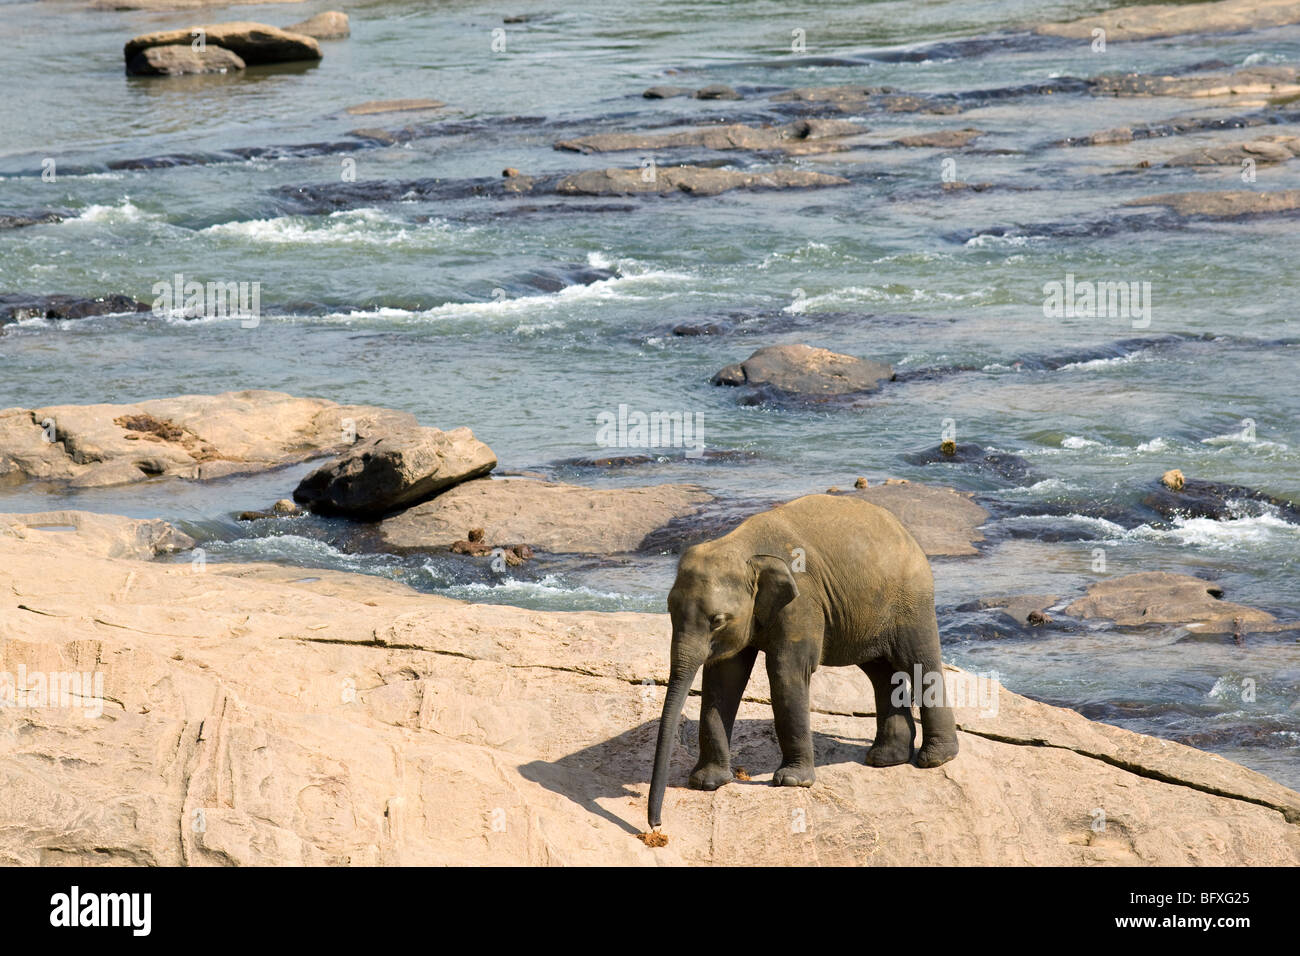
[648,494,959,829]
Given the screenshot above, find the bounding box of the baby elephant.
[648,494,958,829]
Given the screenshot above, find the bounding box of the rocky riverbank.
[1,509,1296,865]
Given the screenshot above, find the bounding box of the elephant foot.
[865,739,912,767]
[916,736,959,768]
[688,763,733,791]
[772,763,815,787]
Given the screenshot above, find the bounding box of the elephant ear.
[749,554,798,627]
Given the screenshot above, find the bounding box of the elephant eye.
[709,613,730,631]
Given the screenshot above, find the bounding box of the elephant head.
[647,547,798,829]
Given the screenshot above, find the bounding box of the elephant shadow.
[517,714,876,835]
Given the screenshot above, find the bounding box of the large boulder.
[712,344,895,398]
[294,427,497,518]
[124,22,322,67]
[283,11,350,39]
[1064,572,1276,633]
[377,478,712,554]
[0,511,1296,865]
[126,44,245,76]
[0,390,415,487]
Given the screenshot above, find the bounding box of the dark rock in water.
[126,44,246,77]
[0,293,151,325]
[712,344,895,401]
[1143,475,1300,523]
[0,209,67,230]
[521,264,616,293]
[903,442,1037,484]
[695,84,741,100]
[671,322,727,336]
[554,449,758,470]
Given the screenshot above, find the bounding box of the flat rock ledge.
[0,511,1296,865]
[1033,0,1300,42]
[377,478,713,554]
[0,390,415,488]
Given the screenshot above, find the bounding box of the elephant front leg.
[766,648,816,787]
[690,647,758,791]
[860,659,916,767]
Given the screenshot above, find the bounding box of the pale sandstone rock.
[1064,571,1275,633]
[0,511,1296,865]
[0,390,416,487]
[1034,0,1300,42]
[124,22,321,67]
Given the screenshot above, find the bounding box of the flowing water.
[2,0,1298,786]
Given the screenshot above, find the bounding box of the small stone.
[503,167,520,178]
[468,527,485,542]
[827,486,841,493]
[1161,468,1185,491]
[272,498,300,516]
[854,477,868,489]
[1027,610,1052,626]
[940,440,957,456]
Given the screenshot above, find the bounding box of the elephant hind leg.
[860,659,915,767]
[898,611,959,768]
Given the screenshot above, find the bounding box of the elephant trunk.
[647,654,702,830]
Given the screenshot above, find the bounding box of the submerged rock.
[1142,473,1300,522]
[1164,135,1300,166]
[711,344,895,400]
[1126,189,1300,218]
[124,22,322,67]
[344,98,444,116]
[126,44,245,76]
[0,209,66,230]
[294,427,497,518]
[0,293,149,325]
[377,478,712,554]
[894,127,985,148]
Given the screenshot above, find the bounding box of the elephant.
[647,493,959,829]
